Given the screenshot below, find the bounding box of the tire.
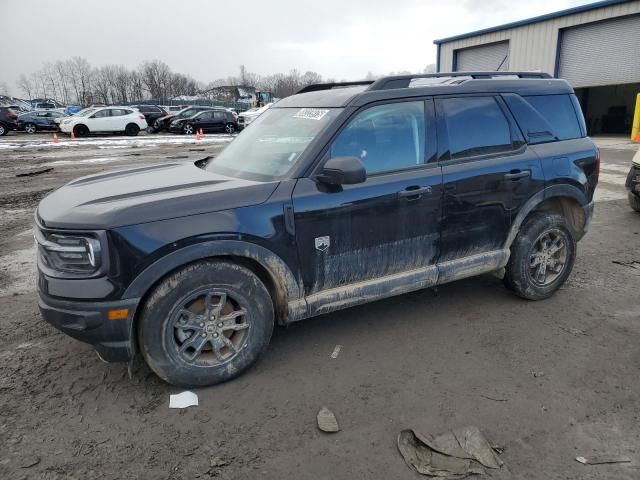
[146,126,156,134]
[138,260,274,387]
[125,123,139,136]
[24,122,37,134]
[183,124,194,135]
[0,123,7,136]
[73,124,89,137]
[503,212,576,301]
[225,123,235,134]
[628,192,640,213]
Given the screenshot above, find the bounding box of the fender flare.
[504,184,588,248]
[122,240,302,309]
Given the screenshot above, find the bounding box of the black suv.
[36,72,598,387]
[131,105,168,128]
[0,107,19,135]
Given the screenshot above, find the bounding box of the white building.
[434,0,640,135]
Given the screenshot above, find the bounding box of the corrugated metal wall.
[438,0,640,76]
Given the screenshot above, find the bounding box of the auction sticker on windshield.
[293,108,330,120]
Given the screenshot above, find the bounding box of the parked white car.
[238,103,272,130]
[59,107,147,137]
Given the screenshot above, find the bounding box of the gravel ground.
[0,132,639,479]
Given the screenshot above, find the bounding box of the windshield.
[177,108,200,119]
[206,107,341,180]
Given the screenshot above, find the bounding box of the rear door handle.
[504,170,530,180]
[398,185,432,200]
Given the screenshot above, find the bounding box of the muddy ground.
[0,132,639,479]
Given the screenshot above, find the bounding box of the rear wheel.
[125,123,139,136]
[504,212,576,300]
[138,260,274,387]
[73,124,89,137]
[628,192,640,212]
[24,122,37,134]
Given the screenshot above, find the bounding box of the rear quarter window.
[523,94,583,141]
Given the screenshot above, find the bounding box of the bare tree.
[16,75,34,98]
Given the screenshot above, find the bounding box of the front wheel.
[183,124,194,135]
[628,192,640,213]
[225,123,235,134]
[138,260,274,387]
[73,124,89,137]
[504,212,576,300]
[125,123,139,136]
[24,122,37,134]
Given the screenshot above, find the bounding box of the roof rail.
[368,71,552,91]
[296,81,375,94]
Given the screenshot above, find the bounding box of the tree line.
[14,58,437,105]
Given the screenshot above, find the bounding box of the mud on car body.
[626,147,640,212]
[36,72,599,387]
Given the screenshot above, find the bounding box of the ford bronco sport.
[36,72,598,387]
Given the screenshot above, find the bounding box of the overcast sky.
[1,0,587,94]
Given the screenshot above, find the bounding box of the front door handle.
[504,170,530,180]
[398,185,432,200]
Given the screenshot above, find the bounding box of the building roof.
[433,0,631,44]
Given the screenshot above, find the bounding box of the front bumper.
[39,291,140,362]
[626,165,640,197]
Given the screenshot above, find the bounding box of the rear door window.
[440,96,513,159]
[523,94,582,140]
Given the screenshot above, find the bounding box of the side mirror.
[317,156,366,185]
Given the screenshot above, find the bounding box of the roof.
[433,0,630,44]
[274,74,574,109]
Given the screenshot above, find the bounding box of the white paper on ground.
[169,391,199,409]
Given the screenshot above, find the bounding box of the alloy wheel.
[25,123,37,134]
[528,229,568,286]
[184,124,193,135]
[170,289,250,365]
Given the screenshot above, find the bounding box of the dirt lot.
[0,132,639,479]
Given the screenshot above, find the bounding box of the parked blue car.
[16,110,65,133]
[64,105,84,116]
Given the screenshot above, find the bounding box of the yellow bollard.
[631,92,640,143]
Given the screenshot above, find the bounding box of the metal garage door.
[559,15,640,88]
[455,41,509,72]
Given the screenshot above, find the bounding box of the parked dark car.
[16,110,65,133]
[0,107,18,135]
[147,106,218,133]
[168,109,237,134]
[36,72,598,387]
[131,105,168,129]
[626,148,640,212]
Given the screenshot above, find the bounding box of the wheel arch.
[505,185,589,248]
[123,240,303,327]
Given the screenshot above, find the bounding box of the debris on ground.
[575,455,631,465]
[15,167,53,177]
[21,456,41,468]
[397,426,502,477]
[317,407,340,433]
[330,345,342,359]
[169,391,199,409]
[532,371,545,378]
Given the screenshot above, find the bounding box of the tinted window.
[93,109,110,118]
[441,97,512,159]
[214,111,225,120]
[198,112,213,120]
[524,94,582,141]
[330,101,425,174]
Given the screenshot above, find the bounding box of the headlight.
[35,228,106,276]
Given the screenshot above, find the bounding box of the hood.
[37,161,278,229]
